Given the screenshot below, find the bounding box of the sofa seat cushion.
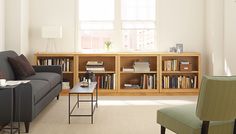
[26,72,61,88]
[157,104,234,134]
[30,80,51,104]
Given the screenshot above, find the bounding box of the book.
[122,67,134,72]
[86,61,103,66]
[62,82,70,89]
[180,61,190,65]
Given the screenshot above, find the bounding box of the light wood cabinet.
[34,52,201,95]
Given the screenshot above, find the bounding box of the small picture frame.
[169,47,177,52]
[176,44,183,53]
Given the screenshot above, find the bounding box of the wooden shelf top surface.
[120,71,157,74]
[35,52,200,56]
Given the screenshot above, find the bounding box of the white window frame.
[74,0,158,52]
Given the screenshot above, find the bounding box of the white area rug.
[4,96,198,134]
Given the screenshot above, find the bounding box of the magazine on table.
[6,80,30,86]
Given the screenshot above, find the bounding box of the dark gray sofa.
[0,50,62,133]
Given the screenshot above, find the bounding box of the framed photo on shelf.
[176,44,183,53]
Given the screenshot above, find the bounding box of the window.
[79,0,114,50]
[121,0,156,51]
[78,0,156,51]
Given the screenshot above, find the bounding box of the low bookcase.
[34,52,201,96]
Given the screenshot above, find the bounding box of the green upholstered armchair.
[157,76,236,134]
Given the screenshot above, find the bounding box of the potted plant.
[104,41,111,51]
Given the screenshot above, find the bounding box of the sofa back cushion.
[0,51,18,80]
[8,54,35,80]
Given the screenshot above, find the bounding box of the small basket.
[180,64,192,71]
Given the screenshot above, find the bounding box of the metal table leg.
[10,88,13,134]
[77,94,80,108]
[96,85,98,107]
[91,93,93,124]
[68,93,70,124]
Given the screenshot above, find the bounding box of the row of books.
[163,60,178,71]
[79,74,116,90]
[124,74,157,89]
[162,75,197,89]
[141,74,157,89]
[37,58,72,72]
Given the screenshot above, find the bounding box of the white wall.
[224,0,236,75]
[20,0,29,57]
[29,0,75,56]
[205,0,225,75]
[0,0,5,51]
[5,0,30,56]
[158,0,204,53]
[5,0,21,54]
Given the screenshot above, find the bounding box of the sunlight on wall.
[98,100,195,106]
[224,59,232,76]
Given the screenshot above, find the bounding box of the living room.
[0,0,236,134]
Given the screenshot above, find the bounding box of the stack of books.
[133,61,150,72]
[86,61,105,72]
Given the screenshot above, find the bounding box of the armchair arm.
[32,65,62,75]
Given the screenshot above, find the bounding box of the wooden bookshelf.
[34,53,77,89]
[34,52,201,96]
[78,54,117,93]
[119,54,159,93]
[160,53,201,93]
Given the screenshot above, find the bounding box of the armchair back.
[196,76,236,121]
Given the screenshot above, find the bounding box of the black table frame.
[0,85,21,134]
[68,82,98,124]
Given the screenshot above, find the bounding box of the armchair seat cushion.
[157,104,234,134]
[26,72,61,89]
[30,80,51,104]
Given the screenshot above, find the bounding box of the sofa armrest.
[32,65,62,75]
[0,82,33,122]
[14,82,33,121]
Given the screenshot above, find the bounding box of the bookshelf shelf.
[78,71,115,74]
[34,52,201,96]
[63,71,74,74]
[162,71,198,74]
[119,89,158,93]
[161,89,199,93]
